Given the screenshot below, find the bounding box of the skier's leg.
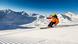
[48,22,54,28]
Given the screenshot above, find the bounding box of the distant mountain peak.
[65,12,76,16]
[2,9,14,14]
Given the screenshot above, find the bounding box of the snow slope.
[0,23,78,44]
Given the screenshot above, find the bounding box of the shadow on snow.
[0,25,35,30]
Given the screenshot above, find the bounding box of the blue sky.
[0,0,78,15]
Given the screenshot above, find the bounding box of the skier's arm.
[47,16,52,19]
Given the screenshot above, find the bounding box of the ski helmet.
[50,13,57,16]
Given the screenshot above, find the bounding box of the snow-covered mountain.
[64,12,78,22]
[21,13,47,27]
[0,9,47,29]
[0,9,37,26]
[57,12,78,24]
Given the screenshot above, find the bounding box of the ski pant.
[48,22,55,27]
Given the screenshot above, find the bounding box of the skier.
[47,13,59,28]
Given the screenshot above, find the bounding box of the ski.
[40,27,53,29]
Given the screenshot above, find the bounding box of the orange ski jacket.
[47,16,59,25]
